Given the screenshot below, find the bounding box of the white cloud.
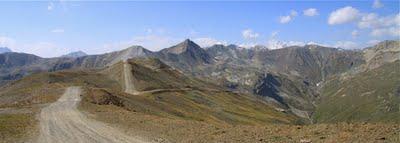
[328,6,360,25]
[358,13,379,28]
[370,27,400,37]
[279,16,292,24]
[266,39,305,49]
[242,29,259,40]
[334,41,359,49]
[358,13,400,29]
[328,6,398,37]
[51,29,65,33]
[351,30,359,38]
[303,8,319,17]
[193,37,227,47]
[279,10,298,24]
[358,13,400,37]
[306,41,332,47]
[373,0,384,9]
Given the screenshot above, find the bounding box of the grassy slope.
[0,70,121,108]
[86,90,295,125]
[94,58,297,125]
[0,58,297,142]
[101,58,213,91]
[81,101,400,143]
[314,61,400,123]
[0,113,36,143]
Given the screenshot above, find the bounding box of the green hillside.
[314,60,400,123]
[94,58,297,125]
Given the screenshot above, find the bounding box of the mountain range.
[0,39,399,123]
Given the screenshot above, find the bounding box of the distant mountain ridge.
[0,40,396,88]
[0,39,399,122]
[0,47,12,54]
[62,51,87,58]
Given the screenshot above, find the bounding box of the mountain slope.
[189,44,365,121]
[0,57,297,125]
[205,44,254,61]
[362,40,400,70]
[101,58,211,92]
[97,58,297,124]
[0,52,45,85]
[195,43,365,90]
[314,60,400,123]
[252,45,365,83]
[311,40,400,123]
[253,72,318,119]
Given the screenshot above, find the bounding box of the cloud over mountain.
[242,29,260,40]
[328,6,360,25]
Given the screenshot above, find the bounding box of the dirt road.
[37,86,146,143]
[124,60,139,95]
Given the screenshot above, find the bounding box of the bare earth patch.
[38,87,147,143]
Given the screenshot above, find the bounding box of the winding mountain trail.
[38,86,146,143]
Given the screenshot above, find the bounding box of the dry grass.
[81,101,400,143]
[0,112,38,143]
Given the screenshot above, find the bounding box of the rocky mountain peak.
[107,46,154,64]
[162,39,203,54]
[363,40,400,69]
[123,46,151,55]
[368,40,400,51]
[62,51,87,58]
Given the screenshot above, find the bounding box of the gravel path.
[37,86,146,143]
[124,61,139,95]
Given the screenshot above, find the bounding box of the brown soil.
[80,101,400,143]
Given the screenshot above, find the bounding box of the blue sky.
[0,0,399,57]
